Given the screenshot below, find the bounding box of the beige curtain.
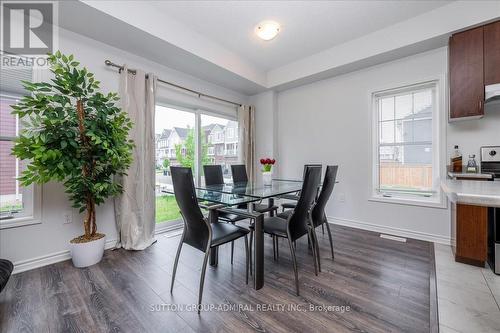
[238,105,256,183]
[114,65,156,250]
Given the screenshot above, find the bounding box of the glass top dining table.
[196,179,303,202]
[163,179,303,291]
[162,180,303,206]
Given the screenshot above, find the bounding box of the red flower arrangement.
[260,158,276,172]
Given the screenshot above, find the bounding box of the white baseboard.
[12,224,183,275]
[154,221,182,235]
[13,218,448,274]
[328,216,451,245]
[13,239,117,274]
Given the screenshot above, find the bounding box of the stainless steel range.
[481,146,500,179]
[481,146,500,274]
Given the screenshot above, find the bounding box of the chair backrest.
[288,165,322,241]
[170,166,209,252]
[311,165,338,227]
[231,164,248,183]
[204,165,224,186]
[303,164,322,179]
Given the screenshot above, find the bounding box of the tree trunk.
[90,198,97,236]
[77,99,96,239]
[84,199,91,239]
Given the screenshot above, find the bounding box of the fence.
[380,162,432,190]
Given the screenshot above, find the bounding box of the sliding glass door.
[154,104,238,226]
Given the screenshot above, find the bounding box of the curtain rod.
[104,60,242,107]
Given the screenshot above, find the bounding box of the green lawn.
[0,203,22,214]
[156,195,181,223]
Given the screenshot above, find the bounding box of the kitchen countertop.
[441,179,500,207]
[446,166,494,180]
[447,171,494,179]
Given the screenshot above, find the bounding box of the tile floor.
[434,243,500,333]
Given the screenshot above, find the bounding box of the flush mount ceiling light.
[255,20,280,41]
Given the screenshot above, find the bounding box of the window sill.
[369,194,447,209]
[0,215,41,229]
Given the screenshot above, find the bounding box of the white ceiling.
[151,0,451,71]
[66,1,498,94]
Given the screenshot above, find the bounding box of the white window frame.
[0,69,42,229]
[370,78,446,209]
[155,101,237,184]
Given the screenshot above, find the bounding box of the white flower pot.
[70,235,106,268]
[262,171,272,186]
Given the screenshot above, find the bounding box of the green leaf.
[10,51,134,236]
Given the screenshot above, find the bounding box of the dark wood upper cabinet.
[484,21,500,85]
[449,26,484,119]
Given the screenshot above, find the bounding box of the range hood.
[485,83,500,104]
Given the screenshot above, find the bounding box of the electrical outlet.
[338,193,346,203]
[63,210,72,224]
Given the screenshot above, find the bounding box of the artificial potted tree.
[11,52,134,267]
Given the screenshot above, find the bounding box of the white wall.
[0,26,247,272]
[5,24,500,272]
[249,91,278,181]
[447,109,500,162]
[273,46,500,243]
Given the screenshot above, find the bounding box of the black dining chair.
[249,165,322,295]
[0,259,13,294]
[204,165,247,264]
[310,165,338,271]
[204,165,225,185]
[170,166,250,314]
[281,164,322,211]
[231,164,249,183]
[230,164,278,215]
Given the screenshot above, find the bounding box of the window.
[0,65,40,227]
[372,81,440,204]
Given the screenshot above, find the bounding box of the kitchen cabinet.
[449,26,484,119]
[484,21,500,85]
[451,203,488,266]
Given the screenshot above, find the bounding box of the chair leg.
[322,223,325,235]
[286,237,300,295]
[308,230,319,276]
[230,221,236,265]
[311,227,321,273]
[276,237,279,260]
[249,230,253,276]
[244,235,249,285]
[324,221,335,260]
[272,235,277,261]
[170,239,183,293]
[231,241,234,265]
[198,249,210,314]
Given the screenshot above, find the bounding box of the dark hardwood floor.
[0,224,434,333]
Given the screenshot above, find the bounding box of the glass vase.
[262,171,272,186]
